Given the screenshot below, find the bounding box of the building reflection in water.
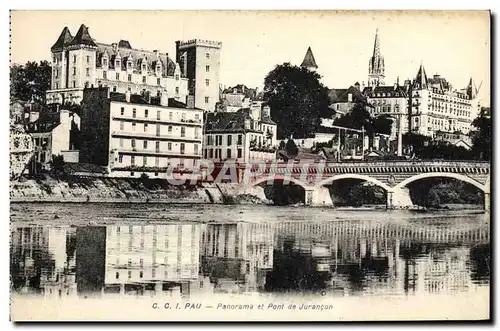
[10,220,490,299]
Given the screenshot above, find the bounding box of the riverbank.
[9,175,272,205]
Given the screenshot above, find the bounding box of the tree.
[470,110,491,161]
[333,102,393,149]
[10,61,51,103]
[264,63,331,139]
[285,139,299,156]
[50,154,65,175]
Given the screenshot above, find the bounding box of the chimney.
[394,82,398,90]
[153,50,159,58]
[186,95,195,109]
[125,90,131,103]
[160,89,168,107]
[112,43,118,51]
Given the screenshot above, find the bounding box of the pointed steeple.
[368,29,385,87]
[466,77,475,99]
[300,47,318,70]
[414,63,428,89]
[51,27,73,52]
[69,24,97,47]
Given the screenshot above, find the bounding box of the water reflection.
[10,219,490,299]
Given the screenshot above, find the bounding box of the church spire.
[368,29,385,87]
[300,47,318,71]
[413,63,428,89]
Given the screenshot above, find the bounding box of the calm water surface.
[10,203,490,300]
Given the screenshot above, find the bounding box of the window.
[175,74,179,80]
[194,144,199,155]
[86,55,90,64]
[175,87,179,94]
[120,121,124,130]
[85,68,89,76]
[227,135,232,146]
[119,154,123,163]
[55,82,59,89]
[205,96,209,104]
[207,136,213,146]
[157,78,161,86]
[131,155,135,165]
[209,149,214,158]
[103,71,107,79]
[237,134,243,145]
[55,69,59,78]
[156,124,160,136]
[169,112,173,121]
[180,143,185,155]
[131,139,136,148]
[157,110,161,120]
[181,127,185,137]
[73,55,77,63]
[145,109,149,118]
[128,74,132,82]
[143,156,147,166]
[120,107,125,116]
[127,61,132,70]
[143,140,148,149]
[155,141,160,153]
[168,126,172,134]
[144,123,148,132]
[155,156,159,166]
[116,60,121,68]
[206,65,210,72]
[73,67,76,75]
[205,79,210,87]
[72,81,76,88]
[237,149,242,158]
[119,138,124,148]
[133,109,136,118]
[142,76,146,84]
[206,53,210,59]
[181,112,186,120]
[227,149,232,159]
[167,142,172,151]
[115,72,119,80]
[113,86,117,92]
[132,122,136,131]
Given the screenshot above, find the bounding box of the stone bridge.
[241,161,491,210]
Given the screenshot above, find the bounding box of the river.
[10,203,491,321]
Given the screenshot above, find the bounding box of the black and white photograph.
[9,10,491,322]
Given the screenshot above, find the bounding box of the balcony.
[112,115,202,127]
[115,148,202,159]
[111,131,202,143]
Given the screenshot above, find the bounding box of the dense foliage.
[10,61,51,103]
[264,63,331,139]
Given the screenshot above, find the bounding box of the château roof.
[414,64,428,89]
[300,47,318,69]
[51,27,74,52]
[68,24,97,47]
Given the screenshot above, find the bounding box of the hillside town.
[10,24,490,180]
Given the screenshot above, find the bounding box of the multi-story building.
[79,87,203,178]
[25,108,81,166]
[410,65,479,137]
[218,84,258,113]
[203,106,277,163]
[176,39,222,112]
[46,24,190,106]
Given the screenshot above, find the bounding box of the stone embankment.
[9,175,272,205]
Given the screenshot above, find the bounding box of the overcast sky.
[11,10,490,106]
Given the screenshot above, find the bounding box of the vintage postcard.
[9,10,491,322]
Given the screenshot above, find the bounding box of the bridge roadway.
[232,160,491,210]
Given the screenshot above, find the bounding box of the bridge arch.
[394,172,486,192]
[250,175,310,190]
[316,174,392,192]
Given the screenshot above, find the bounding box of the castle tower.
[175,39,222,112]
[413,63,428,89]
[300,47,318,71]
[368,29,385,87]
[50,27,73,90]
[66,24,98,91]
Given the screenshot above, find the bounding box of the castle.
[46,24,221,112]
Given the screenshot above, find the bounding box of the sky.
[10,10,490,106]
